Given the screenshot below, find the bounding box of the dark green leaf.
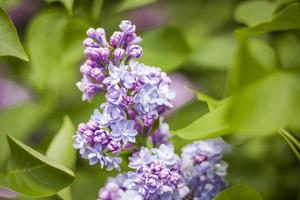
[0,136,74,197]
[0,8,28,61]
[236,3,300,38]
[140,27,192,72]
[116,0,157,12]
[213,184,263,200]
[235,1,276,26]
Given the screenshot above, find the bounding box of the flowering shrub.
[1,1,299,200]
[73,20,228,200]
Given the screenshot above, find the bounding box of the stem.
[278,128,300,162]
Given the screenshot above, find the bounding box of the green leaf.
[190,33,236,70]
[213,184,263,200]
[46,116,76,200]
[26,9,90,98]
[0,136,75,197]
[273,32,300,69]
[116,0,157,12]
[228,72,300,134]
[236,3,300,38]
[0,102,50,140]
[45,0,74,15]
[46,116,76,170]
[140,27,192,72]
[228,39,278,93]
[195,91,219,111]
[172,99,233,140]
[0,8,28,61]
[235,1,276,26]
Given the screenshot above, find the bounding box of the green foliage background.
[0,0,299,200]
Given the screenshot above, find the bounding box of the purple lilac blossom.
[74,20,175,171]
[98,139,228,200]
[181,138,228,200]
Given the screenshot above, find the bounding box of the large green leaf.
[190,33,236,70]
[46,116,76,200]
[116,0,157,12]
[27,9,90,99]
[0,8,28,61]
[0,136,75,197]
[140,27,192,72]
[227,39,278,93]
[236,3,300,38]
[228,72,300,134]
[45,0,74,15]
[213,184,263,200]
[172,99,233,140]
[234,1,276,26]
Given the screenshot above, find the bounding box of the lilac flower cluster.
[74,20,175,171]
[98,139,227,200]
[181,139,228,199]
[73,20,228,200]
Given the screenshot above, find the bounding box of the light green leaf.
[227,39,278,93]
[46,116,76,200]
[228,72,300,134]
[140,27,192,72]
[235,1,276,26]
[0,136,75,197]
[0,102,50,140]
[45,0,74,15]
[46,116,76,170]
[190,33,236,70]
[27,9,90,98]
[0,8,28,61]
[213,184,263,200]
[172,99,233,140]
[117,0,157,12]
[273,33,300,69]
[236,3,300,38]
[196,91,219,111]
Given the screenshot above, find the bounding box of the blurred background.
[0,0,299,199]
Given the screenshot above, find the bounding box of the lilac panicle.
[74,20,175,171]
[74,20,228,200]
[97,139,228,200]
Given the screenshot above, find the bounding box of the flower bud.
[113,48,125,64]
[119,20,136,34]
[110,31,123,47]
[127,45,143,58]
